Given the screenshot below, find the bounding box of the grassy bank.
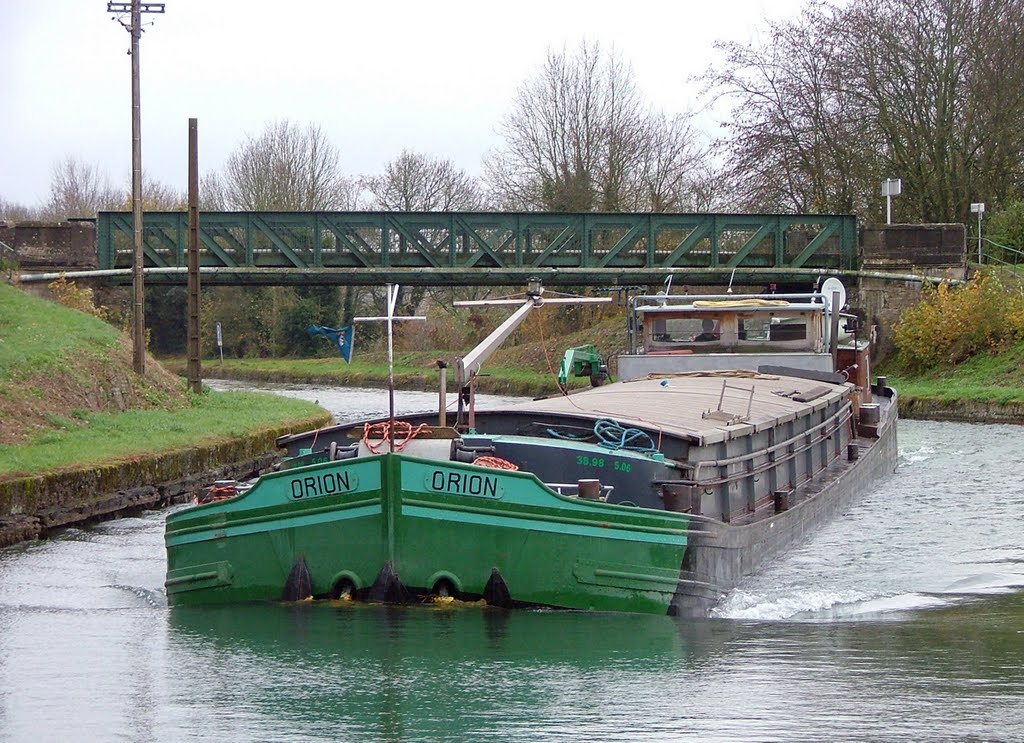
[166,354,572,397]
[883,341,1024,405]
[0,390,328,480]
[0,282,330,479]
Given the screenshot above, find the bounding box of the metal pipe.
[18,266,964,287]
[18,267,190,282]
[653,408,854,489]
[628,267,962,286]
[456,297,537,389]
[660,403,853,475]
[829,290,841,368]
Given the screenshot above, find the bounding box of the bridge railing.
[978,236,1024,271]
[96,211,858,278]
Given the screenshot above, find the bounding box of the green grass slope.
[0,283,329,478]
[885,341,1024,404]
[0,282,188,446]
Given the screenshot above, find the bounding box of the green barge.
[165,281,897,616]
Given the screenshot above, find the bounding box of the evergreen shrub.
[893,273,1024,372]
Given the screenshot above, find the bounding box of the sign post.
[214,320,223,365]
[881,178,902,224]
[970,203,985,265]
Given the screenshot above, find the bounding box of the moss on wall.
[0,413,329,547]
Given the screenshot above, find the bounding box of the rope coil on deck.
[473,456,519,471]
[362,421,433,453]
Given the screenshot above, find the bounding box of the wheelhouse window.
[642,308,820,353]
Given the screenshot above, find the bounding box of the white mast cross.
[353,284,426,452]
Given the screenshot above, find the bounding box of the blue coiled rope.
[593,419,657,452]
[546,427,590,441]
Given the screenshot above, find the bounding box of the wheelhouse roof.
[635,303,824,314]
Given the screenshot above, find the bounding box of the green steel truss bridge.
[96,210,858,287]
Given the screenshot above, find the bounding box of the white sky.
[1,0,806,208]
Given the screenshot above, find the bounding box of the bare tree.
[198,172,228,211]
[704,3,883,214]
[220,119,359,210]
[363,149,484,211]
[361,150,485,316]
[139,178,185,210]
[0,198,41,221]
[105,177,186,211]
[486,41,703,213]
[45,156,123,219]
[639,113,709,211]
[206,121,358,358]
[706,0,1024,222]
[844,0,1024,221]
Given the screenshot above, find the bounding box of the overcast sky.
[1,0,806,208]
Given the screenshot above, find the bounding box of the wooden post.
[107,0,164,376]
[437,360,447,427]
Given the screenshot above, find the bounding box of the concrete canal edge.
[0,414,330,548]
[898,396,1024,425]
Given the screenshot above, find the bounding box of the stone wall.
[860,223,967,280]
[0,220,97,272]
[850,223,968,362]
[851,276,925,362]
[898,396,1024,424]
[2,220,98,298]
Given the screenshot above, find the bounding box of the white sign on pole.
[880,178,902,196]
[215,320,224,364]
[970,203,985,265]
[881,178,902,224]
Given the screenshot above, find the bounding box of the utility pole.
[108,1,165,376]
[187,118,201,394]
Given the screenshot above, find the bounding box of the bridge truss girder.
[95,210,858,285]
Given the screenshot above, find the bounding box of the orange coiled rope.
[473,455,519,471]
[362,421,433,453]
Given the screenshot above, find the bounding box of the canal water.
[1,382,1022,742]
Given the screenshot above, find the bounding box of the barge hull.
[672,387,899,616]
[165,455,693,614]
